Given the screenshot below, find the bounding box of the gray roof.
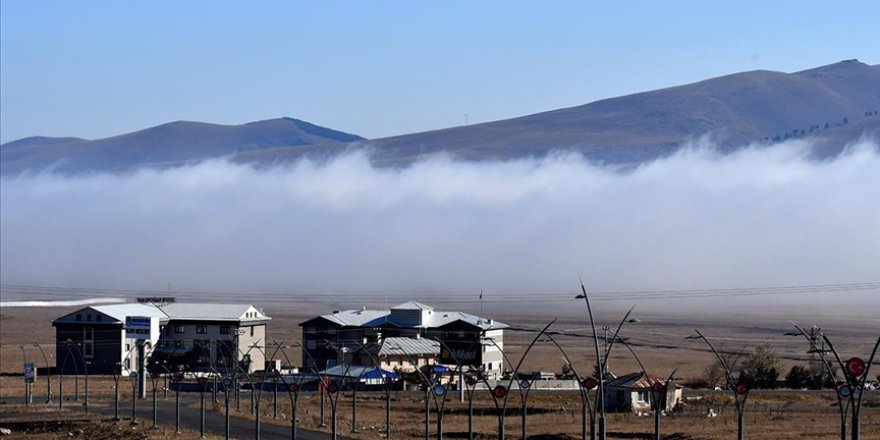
[605,372,680,389]
[378,337,440,356]
[53,302,270,324]
[159,303,270,322]
[316,309,391,327]
[305,303,506,330]
[90,304,168,322]
[391,301,433,311]
[424,311,508,330]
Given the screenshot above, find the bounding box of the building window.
[306,326,316,334]
[76,314,82,321]
[96,315,102,322]
[306,340,317,350]
[637,391,649,403]
[250,326,254,337]
[196,325,207,334]
[220,326,230,335]
[87,314,92,321]
[83,328,94,358]
[174,325,185,334]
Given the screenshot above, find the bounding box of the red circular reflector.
[735,383,749,395]
[492,385,507,398]
[581,378,598,389]
[150,372,159,379]
[328,383,338,393]
[652,382,664,393]
[845,357,866,377]
[197,377,208,384]
[289,383,300,392]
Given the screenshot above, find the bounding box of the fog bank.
[2,139,878,309]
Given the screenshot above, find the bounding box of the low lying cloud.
[0,298,126,307]
[2,139,878,310]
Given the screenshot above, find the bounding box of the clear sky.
[1,0,878,144]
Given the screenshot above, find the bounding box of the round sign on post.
[652,382,664,393]
[519,379,531,390]
[735,383,749,395]
[465,376,477,386]
[845,357,866,378]
[492,385,507,398]
[223,378,232,387]
[580,377,599,389]
[838,385,852,398]
[433,384,446,396]
[384,377,394,385]
[289,383,300,393]
[327,383,338,394]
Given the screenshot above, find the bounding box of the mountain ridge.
[3,59,879,175]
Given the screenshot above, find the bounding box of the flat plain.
[2,298,878,439]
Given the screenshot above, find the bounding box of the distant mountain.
[3,60,879,175]
[1,118,363,175]
[346,59,880,165]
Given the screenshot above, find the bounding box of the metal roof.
[391,301,433,311]
[378,337,440,356]
[316,309,391,327]
[425,311,509,330]
[605,372,678,389]
[158,303,270,322]
[304,304,506,330]
[89,304,168,322]
[54,302,271,324]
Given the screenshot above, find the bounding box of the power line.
[2,281,877,304]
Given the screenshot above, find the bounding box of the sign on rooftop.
[137,297,175,304]
[125,316,158,340]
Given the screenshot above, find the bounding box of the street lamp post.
[479,320,556,440]
[33,343,52,403]
[543,333,595,440]
[576,283,639,440]
[20,346,31,406]
[688,330,750,440]
[786,323,848,440]
[819,333,879,440]
[575,283,606,440]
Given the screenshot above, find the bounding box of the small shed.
[603,372,682,414]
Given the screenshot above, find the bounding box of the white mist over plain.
[2,139,878,310]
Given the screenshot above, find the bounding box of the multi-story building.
[299,301,507,379]
[52,302,270,375]
[150,303,270,374]
[52,303,167,375]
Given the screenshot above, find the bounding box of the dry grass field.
[2,300,879,439]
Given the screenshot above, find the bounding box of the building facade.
[52,302,270,375]
[603,372,683,414]
[299,302,507,379]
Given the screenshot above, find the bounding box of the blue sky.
[2,1,878,144]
